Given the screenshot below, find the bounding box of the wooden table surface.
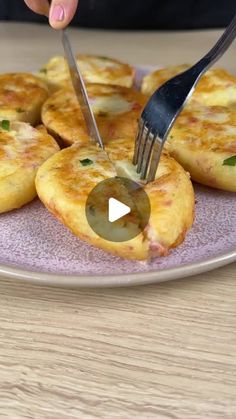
[0,23,235,418]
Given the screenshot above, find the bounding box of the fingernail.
[51,4,65,22]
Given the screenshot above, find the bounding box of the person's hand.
[24,0,78,29]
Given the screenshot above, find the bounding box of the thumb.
[49,0,79,29]
[24,0,50,16]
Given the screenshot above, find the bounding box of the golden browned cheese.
[166,104,236,192]
[0,73,49,125]
[0,121,59,213]
[38,55,135,92]
[42,84,147,146]
[35,140,194,260]
[142,64,189,96]
[142,65,236,106]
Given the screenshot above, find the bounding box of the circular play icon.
[85,177,150,242]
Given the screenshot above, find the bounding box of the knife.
[61,29,104,149]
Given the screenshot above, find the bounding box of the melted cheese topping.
[169,104,236,153]
[0,121,59,213]
[42,84,147,146]
[142,65,236,106]
[0,73,48,125]
[166,103,236,191]
[36,140,194,260]
[90,95,133,115]
[0,121,58,177]
[142,64,189,96]
[39,54,135,92]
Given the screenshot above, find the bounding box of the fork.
[133,13,236,182]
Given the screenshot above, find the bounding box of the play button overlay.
[108,198,131,222]
[85,177,150,242]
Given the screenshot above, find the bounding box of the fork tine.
[133,119,145,165]
[137,125,150,173]
[140,132,156,180]
[146,136,163,182]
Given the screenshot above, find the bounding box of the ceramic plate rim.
[0,248,235,288]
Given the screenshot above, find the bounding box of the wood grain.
[0,23,235,418]
[0,263,235,418]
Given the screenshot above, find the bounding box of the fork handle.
[194,13,236,77]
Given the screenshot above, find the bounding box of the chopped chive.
[89,205,95,215]
[80,158,93,166]
[97,111,108,117]
[1,120,10,131]
[39,68,47,74]
[223,155,236,166]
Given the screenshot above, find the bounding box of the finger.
[24,0,50,16]
[49,0,79,29]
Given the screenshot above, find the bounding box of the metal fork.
[133,13,236,182]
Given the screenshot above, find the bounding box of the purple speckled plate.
[0,66,235,287]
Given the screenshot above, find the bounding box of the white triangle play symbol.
[108,198,131,223]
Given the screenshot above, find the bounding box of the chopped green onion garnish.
[40,68,47,74]
[89,205,95,215]
[1,120,10,131]
[223,155,236,166]
[80,158,93,166]
[97,111,108,117]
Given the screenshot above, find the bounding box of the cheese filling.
[90,95,133,115]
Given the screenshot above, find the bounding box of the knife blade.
[61,30,104,149]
